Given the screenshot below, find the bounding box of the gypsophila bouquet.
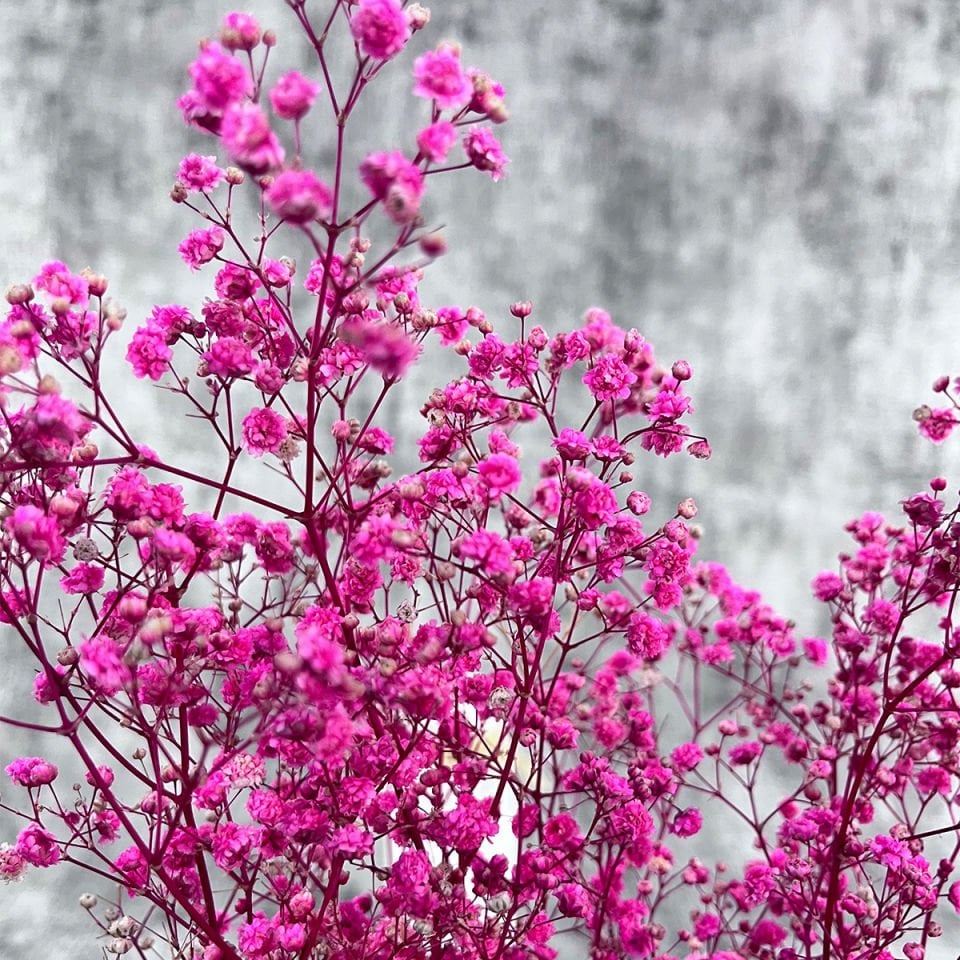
[4,3,960,959]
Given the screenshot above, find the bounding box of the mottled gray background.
[3,0,960,956]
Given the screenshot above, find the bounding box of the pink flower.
[127,325,173,380]
[0,844,27,882]
[178,226,226,271]
[583,353,637,402]
[359,150,425,224]
[477,452,522,498]
[60,563,105,595]
[16,825,60,868]
[220,102,285,174]
[270,70,320,120]
[626,611,671,661]
[669,808,703,837]
[416,121,458,163]
[187,41,252,112]
[572,476,619,530]
[33,261,88,305]
[413,45,473,110]
[7,506,65,564]
[242,407,288,457]
[350,0,410,61]
[265,169,333,223]
[203,336,256,377]
[339,316,420,380]
[811,570,844,601]
[176,153,225,193]
[79,636,132,695]
[729,741,763,765]
[6,757,58,787]
[114,846,149,894]
[463,127,509,180]
[918,407,957,443]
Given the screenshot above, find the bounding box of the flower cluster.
[2,5,960,960]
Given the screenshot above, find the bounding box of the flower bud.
[79,893,97,909]
[510,300,533,319]
[5,283,34,305]
[419,231,446,257]
[677,497,697,519]
[406,3,431,29]
[80,268,108,297]
[671,359,692,381]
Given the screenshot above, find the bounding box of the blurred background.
[3,0,960,955]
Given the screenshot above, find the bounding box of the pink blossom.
[187,41,252,112]
[6,757,59,787]
[339,316,420,380]
[60,563,105,595]
[626,611,671,661]
[350,0,410,61]
[203,336,255,377]
[670,807,703,837]
[265,169,333,223]
[79,636,132,695]
[270,70,320,120]
[0,844,27,882]
[178,226,225,271]
[114,846,149,894]
[127,325,173,379]
[7,505,65,564]
[416,121,458,163]
[359,150,425,224]
[220,101,285,174]
[413,45,473,110]
[176,153,225,192]
[477,452,521,498]
[16,825,60,867]
[463,126,509,180]
[33,260,89,305]
[242,407,288,457]
[583,352,637,402]
[918,407,957,443]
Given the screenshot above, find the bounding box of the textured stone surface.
[2,0,960,955]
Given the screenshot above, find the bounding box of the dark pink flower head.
[220,102,285,174]
[178,226,225,271]
[177,153,225,193]
[7,506,65,564]
[918,407,957,444]
[187,41,253,112]
[220,12,261,51]
[463,127,509,180]
[242,407,288,457]
[416,121,458,163]
[16,825,60,868]
[350,0,410,61]
[359,150,425,224]
[33,261,88,306]
[339,315,420,380]
[583,352,637,402]
[269,70,320,120]
[265,169,333,223]
[413,44,473,111]
[6,757,58,787]
[477,452,522,498]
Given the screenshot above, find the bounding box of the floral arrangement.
[2,3,960,959]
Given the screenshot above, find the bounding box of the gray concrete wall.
[3,1,960,956]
